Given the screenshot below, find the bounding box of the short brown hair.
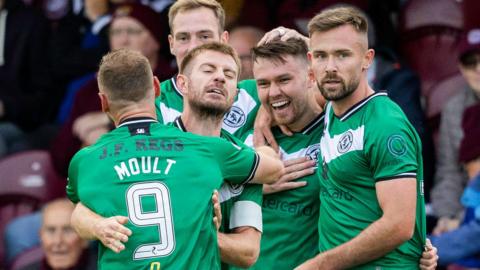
[252,38,308,65]
[179,42,241,78]
[168,0,225,33]
[98,49,153,103]
[308,6,368,36]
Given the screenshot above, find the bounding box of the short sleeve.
[366,111,420,182]
[66,153,81,203]
[210,137,259,185]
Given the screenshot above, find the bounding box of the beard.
[317,73,359,101]
[188,98,230,120]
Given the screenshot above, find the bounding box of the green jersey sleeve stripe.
[230,200,263,232]
[376,172,417,182]
[243,152,259,185]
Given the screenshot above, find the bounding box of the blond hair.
[308,6,368,36]
[179,42,241,78]
[98,49,153,103]
[168,0,225,33]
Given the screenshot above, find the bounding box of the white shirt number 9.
[126,182,175,259]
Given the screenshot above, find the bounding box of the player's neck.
[180,109,222,137]
[331,79,373,116]
[113,104,157,127]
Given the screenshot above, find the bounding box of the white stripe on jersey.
[221,89,257,134]
[160,103,182,124]
[320,125,365,163]
[230,200,263,232]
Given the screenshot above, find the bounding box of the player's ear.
[221,31,229,43]
[362,48,375,71]
[153,76,161,97]
[176,74,189,95]
[98,92,109,113]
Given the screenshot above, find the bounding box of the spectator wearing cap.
[431,27,480,234]
[431,103,480,267]
[51,3,174,178]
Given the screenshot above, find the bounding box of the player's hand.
[263,157,316,194]
[258,26,309,45]
[253,106,291,151]
[432,216,460,235]
[81,126,109,147]
[73,111,110,141]
[212,190,222,231]
[420,238,438,270]
[93,216,132,253]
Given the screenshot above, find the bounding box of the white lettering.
[141,156,152,173]
[153,157,161,174]
[113,157,176,180]
[164,159,176,175]
[129,158,140,175]
[114,163,131,180]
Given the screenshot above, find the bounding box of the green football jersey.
[155,77,260,139]
[171,116,263,234]
[171,116,263,270]
[232,114,323,270]
[67,117,260,270]
[319,93,426,269]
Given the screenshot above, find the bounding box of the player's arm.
[295,177,417,269]
[71,202,132,253]
[250,145,285,184]
[218,226,261,268]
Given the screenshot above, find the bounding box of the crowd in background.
[0,0,480,269]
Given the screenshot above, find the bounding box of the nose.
[325,55,337,73]
[51,230,64,246]
[213,70,226,84]
[186,37,202,52]
[269,82,283,98]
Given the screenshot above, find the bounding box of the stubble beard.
[317,76,359,102]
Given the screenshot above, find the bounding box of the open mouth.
[206,88,225,97]
[271,100,290,110]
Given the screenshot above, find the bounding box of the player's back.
[67,119,256,269]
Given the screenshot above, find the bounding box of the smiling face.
[168,7,228,67]
[40,200,87,270]
[179,50,239,117]
[254,55,312,128]
[308,24,373,102]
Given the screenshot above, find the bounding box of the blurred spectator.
[18,198,96,270]
[431,27,480,233]
[51,3,170,177]
[228,26,264,80]
[430,103,480,267]
[0,0,56,157]
[49,0,110,84]
[371,47,435,200]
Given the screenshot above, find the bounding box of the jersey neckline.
[334,91,387,122]
[117,117,157,128]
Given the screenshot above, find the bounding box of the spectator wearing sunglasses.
[431,27,480,236]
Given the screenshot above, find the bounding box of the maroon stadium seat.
[0,151,64,268]
[400,26,462,97]
[426,73,467,146]
[9,246,44,270]
[400,0,463,31]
